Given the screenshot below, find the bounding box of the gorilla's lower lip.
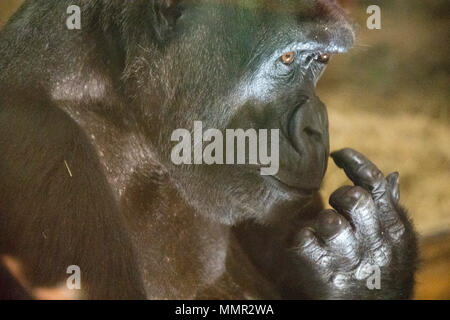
[265,175,318,196]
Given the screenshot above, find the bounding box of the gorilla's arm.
[235,149,418,299]
[0,88,146,299]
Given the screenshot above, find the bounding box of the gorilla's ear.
[153,0,184,39]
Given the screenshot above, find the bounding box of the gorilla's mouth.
[264,174,318,197]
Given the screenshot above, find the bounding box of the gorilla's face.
[131,0,354,224]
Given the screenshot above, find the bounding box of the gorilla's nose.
[280,95,330,188]
[289,96,329,153]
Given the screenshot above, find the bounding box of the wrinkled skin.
[0,0,417,299]
[235,152,417,300]
[295,149,417,299]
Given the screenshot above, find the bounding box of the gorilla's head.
[117,0,355,224]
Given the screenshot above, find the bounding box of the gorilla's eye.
[281,51,295,65]
[316,53,331,64]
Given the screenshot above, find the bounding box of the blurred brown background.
[1,0,449,299]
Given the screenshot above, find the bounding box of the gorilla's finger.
[315,209,351,239]
[386,172,400,204]
[295,228,330,267]
[315,210,358,258]
[328,185,354,220]
[330,148,387,201]
[329,185,381,244]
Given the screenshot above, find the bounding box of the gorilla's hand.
[295,148,417,299]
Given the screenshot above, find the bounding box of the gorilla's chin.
[170,164,314,225]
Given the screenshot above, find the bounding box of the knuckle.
[370,243,393,268]
[387,221,406,241]
[346,186,370,202]
[318,209,341,223]
[358,163,382,181]
[295,229,331,264]
[296,227,316,247]
[317,211,349,234]
[330,186,352,201]
[327,227,355,250]
[341,147,355,155]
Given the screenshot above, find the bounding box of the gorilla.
[0,0,417,299]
